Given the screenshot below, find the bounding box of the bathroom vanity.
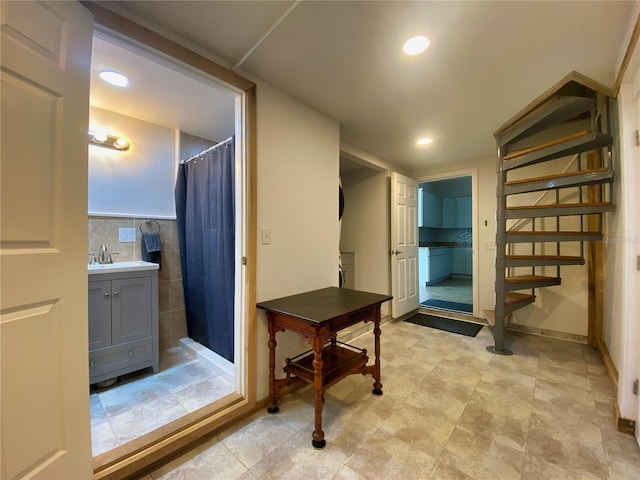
[88,261,159,385]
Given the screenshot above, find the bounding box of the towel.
[141,232,162,270]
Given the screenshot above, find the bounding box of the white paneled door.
[390,173,419,318]
[1,1,94,478]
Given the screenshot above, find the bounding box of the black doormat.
[404,313,483,337]
[420,298,473,313]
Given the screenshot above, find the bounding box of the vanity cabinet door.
[88,280,112,351]
[111,276,152,345]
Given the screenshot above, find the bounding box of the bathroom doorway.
[88,30,249,459]
[418,173,476,315]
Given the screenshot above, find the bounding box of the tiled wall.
[419,227,472,245]
[88,216,186,351]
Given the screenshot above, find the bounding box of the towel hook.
[139,219,160,234]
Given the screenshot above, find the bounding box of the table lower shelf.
[284,342,368,389]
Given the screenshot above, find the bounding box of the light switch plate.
[261,227,272,245]
[119,228,136,243]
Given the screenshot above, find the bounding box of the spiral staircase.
[486,72,616,355]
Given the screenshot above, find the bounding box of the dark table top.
[257,287,392,325]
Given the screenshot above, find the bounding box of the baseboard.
[506,323,588,344]
[595,340,637,435]
[597,339,619,393]
[338,313,394,343]
[616,408,637,435]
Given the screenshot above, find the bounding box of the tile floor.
[423,277,473,305]
[136,317,640,479]
[90,346,235,456]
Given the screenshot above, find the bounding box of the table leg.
[372,309,383,395]
[267,316,279,413]
[311,336,326,449]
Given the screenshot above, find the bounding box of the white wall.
[88,107,177,218]
[340,168,390,314]
[255,81,340,399]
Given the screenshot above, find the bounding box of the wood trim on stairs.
[503,130,591,160]
[505,167,609,186]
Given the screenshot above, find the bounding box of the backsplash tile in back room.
[419,227,472,245]
[88,216,187,350]
[437,228,472,244]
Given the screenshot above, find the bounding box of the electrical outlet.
[119,227,136,243]
[261,227,272,245]
[483,241,496,250]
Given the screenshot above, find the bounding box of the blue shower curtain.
[175,138,235,362]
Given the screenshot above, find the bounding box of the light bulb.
[99,70,130,88]
[403,36,430,56]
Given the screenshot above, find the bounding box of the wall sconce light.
[88,131,130,151]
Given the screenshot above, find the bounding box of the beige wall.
[88,217,186,351]
[254,81,341,399]
[340,168,391,315]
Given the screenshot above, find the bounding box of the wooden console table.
[257,287,392,448]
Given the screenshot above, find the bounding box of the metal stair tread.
[506,230,599,235]
[501,132,611,171]
[505,202,613,219]
[504,167,614,195]
[505,292,535,306]
[507,201,610,211]
[505,254,585,266]
[503,129,590,161]
[505,167,609,186]
[505,275,561,283]
[506,230,603,243]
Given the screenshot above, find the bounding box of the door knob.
[391,250,403,255]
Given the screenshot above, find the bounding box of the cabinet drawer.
[89,337,153,381]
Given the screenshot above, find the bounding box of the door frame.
[417,168,478,317]
[83,4,258,479]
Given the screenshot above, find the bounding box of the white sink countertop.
[88,261,159,275]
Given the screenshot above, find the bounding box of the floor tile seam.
[216,438,253,474]
[94,418,121,452]
[424,357,487,480]
[322,423,379,468]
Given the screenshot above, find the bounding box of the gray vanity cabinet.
[88,269,159,385]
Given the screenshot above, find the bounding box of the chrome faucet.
[98,244,111,264]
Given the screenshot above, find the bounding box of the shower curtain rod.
[182,136,234,164]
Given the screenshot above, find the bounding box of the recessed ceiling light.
[99,70,130,88]
[417,138,433,146]
[403,36,430,56]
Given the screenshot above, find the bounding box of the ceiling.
[97,0,634,171]
[90,34,236,142]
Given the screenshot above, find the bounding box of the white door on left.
[1,1,94,478]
